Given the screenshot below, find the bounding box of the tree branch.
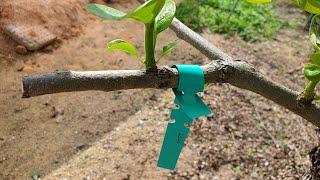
[22,60,320,127]
[170,18,233,61]
[21,3,320,127]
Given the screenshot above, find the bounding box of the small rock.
[149,94,158,101]
[51,106,64,118]
[138,119,144,126]
[42,45,53,53]
[76,143,87,150]
[250,172,259,178]
[15,45,28,55]
[4,24,57,51]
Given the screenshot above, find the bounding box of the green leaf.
[304,63,320,81]
[86,4,127,20]
[128,0,166,24]
[310,15,320,51]
[292,0,320,14]
[107,39,140,61]
[309,0,320,8]
[310,51,320,65]
[156,0,176,34]
[86,0,166,25]
[161,39,179,57]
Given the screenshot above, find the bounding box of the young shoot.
[86,0,177,70]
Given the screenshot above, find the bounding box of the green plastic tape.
[157,64,212,170]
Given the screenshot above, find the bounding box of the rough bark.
[21,3,320,127]
[22,60,320,127]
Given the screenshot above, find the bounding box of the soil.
[0,0,319,179]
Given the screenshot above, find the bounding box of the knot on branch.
[146,66,178,89]
[297,92,313,108]
[218,61,233,82]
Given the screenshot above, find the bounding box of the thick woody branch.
[21,1,320,127]
[22,60,320,127]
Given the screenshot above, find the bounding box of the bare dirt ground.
[1,0,320,179]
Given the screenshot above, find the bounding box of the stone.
[42,45,53,53]
[4,24,57,51]
[14,45,28,55]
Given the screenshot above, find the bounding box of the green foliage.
[247,0,271,3]
[86,0,176,69]
[233,165,241,173]
[291,0,320,14]
[304,64,320,81]
[303,14,320,100]
[161,39,179,57]
[176,0,288,41]
[86,0,166,24]
[107,39,141,62]
[247,147,255,158]
[86,4,126,20]
[156,0,176,34]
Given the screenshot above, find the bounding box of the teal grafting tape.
[157,64,212,170]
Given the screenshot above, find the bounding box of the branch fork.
[21,17,320,127]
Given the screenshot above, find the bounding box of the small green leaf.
[310,15,320,51]
[304,63,320,81]
[233,165,241,173]
[107,39,140,61]
[310,51,320,65]
[128,0,166,24]
[86,4,127,20]
[156,0,176,34]
[247,147,254,158]
[161,39,179,57]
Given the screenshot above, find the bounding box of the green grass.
[176,0,289,41]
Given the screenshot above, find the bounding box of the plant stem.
[304,81,319,101]
[144,22,157,70]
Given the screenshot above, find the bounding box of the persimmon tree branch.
[21,15,320,127]
[22,59,320,127]
[170,18,233,61]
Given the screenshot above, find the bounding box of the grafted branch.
[22,60,320,127]
[21,8,320,127]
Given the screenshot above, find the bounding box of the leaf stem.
[303,80,319,101]
[144,22,157,69]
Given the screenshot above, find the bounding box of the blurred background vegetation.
[176,0,289,41]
